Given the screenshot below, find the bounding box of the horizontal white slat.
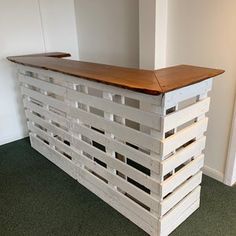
[73,149,159,213]
[24,98,161,172]
[26,111,160,192]
[162,97,210,132]
[30,134,78,179]
[160,171,202,216]
[19,65,162,106]
[160,187,201,235]
[161,155,204,197]
[25,110,72,142]
[28,122,49,143]
[19,74,67,96]
[68,89,161,129]
[22,85,161,152]
[21,86,66,112]
[73,137,160,192]
[161,118,208,157]
[74,123,161,173]
[24,99,69,129]
[20,73,161,131]
[163,79,212,109]
[164,200,200,236]
[77,168,158,236]
[29,122,160,213]
[161,137,206,175]
[30,134,158,235]
[75,77,162,106]
[70,107,161,152]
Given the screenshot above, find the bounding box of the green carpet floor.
[0,138,235,236]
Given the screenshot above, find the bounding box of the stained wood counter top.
[7,52,224,95]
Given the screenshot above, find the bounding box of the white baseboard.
[0,133,29,146]
[224,176,236,186]
[203,165,224,183]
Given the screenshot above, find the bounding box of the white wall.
[0,0,44,145]
[139,0,156,69]
[139,0,167,69]
[166,0,236,181]
[0,0,78,145]
[39,0,78,59]
[75,0,139,68]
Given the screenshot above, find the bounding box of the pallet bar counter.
[8,53,224,236]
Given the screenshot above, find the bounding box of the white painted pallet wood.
[17,66,213,236]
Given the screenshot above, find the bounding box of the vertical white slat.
[19,70,35,139]
[163,104,179,179]
[27,72,54,146]
[69,83,93,167]
[78,84,93,156]
[42,88,54,149]
[160,97,179,180]
[140,101,161,215]
[196,93,208,122]
[192,92,209,165]
[103,91,116,188]
[113,94,127,184]
[68,83,82,166]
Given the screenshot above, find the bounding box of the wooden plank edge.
[7,52,71,60]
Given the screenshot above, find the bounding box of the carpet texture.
[0,138,235,236]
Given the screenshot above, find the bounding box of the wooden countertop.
[7,52,224,95]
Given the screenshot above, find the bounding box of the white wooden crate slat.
[19,66,162,106]
[21,86,66,112]
[72,121,161,173]
[30,132,158,225]
[30,135,159,235]
[160,187,201,236]
[26,110,72,142]
[23,99,69,128]
[19,74,67,96]
[18,66,213,236]
[161,118,208,157]
[24,98,161,173]
[161,155,204,197]
[160,171,202,216]
[162,97,210,132]
[72,134,160,191]
[70,106,161,151]
[163,79,212,109]
[28,122,159,212]
[103,91,117,189]
[26,109,160,193]
[161,137,206,175]
[68,89,161,129]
